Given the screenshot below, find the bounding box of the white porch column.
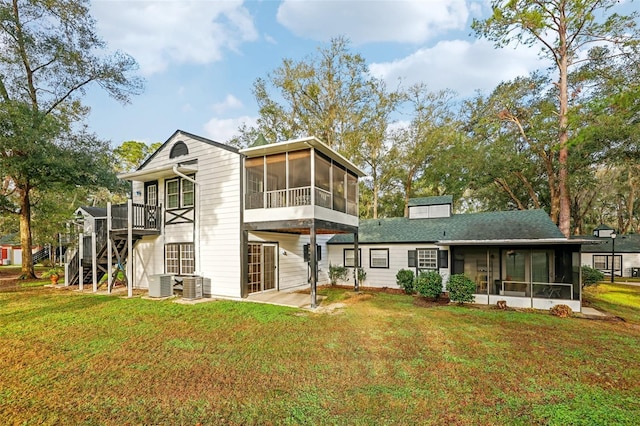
[78,233,84,291]
[107,202,113,294]
[127,199,133,298]
[91,232,97,292]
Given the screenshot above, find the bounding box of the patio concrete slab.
[581,306,609,318]
[247,290,324,309]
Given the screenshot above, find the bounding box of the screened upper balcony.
[241,137,365,224]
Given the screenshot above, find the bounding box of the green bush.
[328,263,349,285]
[396,269,415,294]
[355,267,366,284]
[446,274,476,304]
[581,265,605,287]
[415,270,443,300]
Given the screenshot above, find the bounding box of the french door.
[247,243,278,294]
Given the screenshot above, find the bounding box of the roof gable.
[137,129,239,171]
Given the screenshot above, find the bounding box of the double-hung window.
[344,248,362,267]
[370,248,389,268]
[166,243,195,275]
[166,176,195,209]
[417,249,438,270]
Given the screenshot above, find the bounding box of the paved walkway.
[247,289,323,309]
[581,306,609,318]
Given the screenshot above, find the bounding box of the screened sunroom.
[241,137,361,227]
[448,241,582,311]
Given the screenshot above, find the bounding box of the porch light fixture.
[610,232,617,283]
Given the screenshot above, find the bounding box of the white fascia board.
[118,164,198,182]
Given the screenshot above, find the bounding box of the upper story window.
[166,176,195,209]
[169,141,189,158]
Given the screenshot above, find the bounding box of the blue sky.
[83,0,609,147]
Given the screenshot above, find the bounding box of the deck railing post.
[107,202,112,294]
[91,232,97,292]
[78,232,84,291]
[127,198,133,298]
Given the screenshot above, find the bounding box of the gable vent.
[170,141,189,158]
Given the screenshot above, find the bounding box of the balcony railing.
[246,186,357,216]
[492,280,575,300]
[111,203,162,232]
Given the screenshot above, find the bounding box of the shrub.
[355,267,366,284]
[581,265,605,287]
[415,270,443,300]
[446,274,476,304]
[328,263,349,285]
[396,269,415,294]
[550,304,572,318]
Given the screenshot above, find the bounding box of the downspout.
[173,165,200,276]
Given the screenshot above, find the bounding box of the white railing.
[494,280,574,300]
[288,187,311,206]
[266,189,287,208]
[248,186,357,216]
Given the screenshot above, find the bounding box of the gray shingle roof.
[578,234,640,253]
[327,209,564,244]
[79,206,107,217]
[408,195,453,207]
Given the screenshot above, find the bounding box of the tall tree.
[391,84,460,217]
[114,140,162,173]
[0,0,142,278]
[239,37,400,217]
[473,0,640,236]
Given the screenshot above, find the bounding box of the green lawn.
[1,286,639,425]
[583,282,640,324]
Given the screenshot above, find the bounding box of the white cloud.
[91,0,258,75]
[212,94,244,114]
[277,0,469,44]
[203,115,257,143]
[370,39,548,97]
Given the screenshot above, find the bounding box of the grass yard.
[1,286,639,425]
[583,282,640,324]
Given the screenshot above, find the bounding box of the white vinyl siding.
[130,133,242,297]
[327,243,448,289]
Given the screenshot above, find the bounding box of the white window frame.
[166,243,195,275]
[344,248,362,268]
[370,248,389,269]
[146,183,157,206]
[166,176,195,210]
[417,248,438,270]
[166,179,180,209]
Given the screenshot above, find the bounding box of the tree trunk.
[19,186,36,279]
[403,168,416,218]
[557,24,571,237]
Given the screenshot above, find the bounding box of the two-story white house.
[66,130,364,307]
[67,130,584,311]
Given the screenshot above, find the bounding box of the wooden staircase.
[67,233,141,289]
[65,201,161,291]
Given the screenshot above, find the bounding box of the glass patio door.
[247,243,278,294]
[263,244,277,291]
